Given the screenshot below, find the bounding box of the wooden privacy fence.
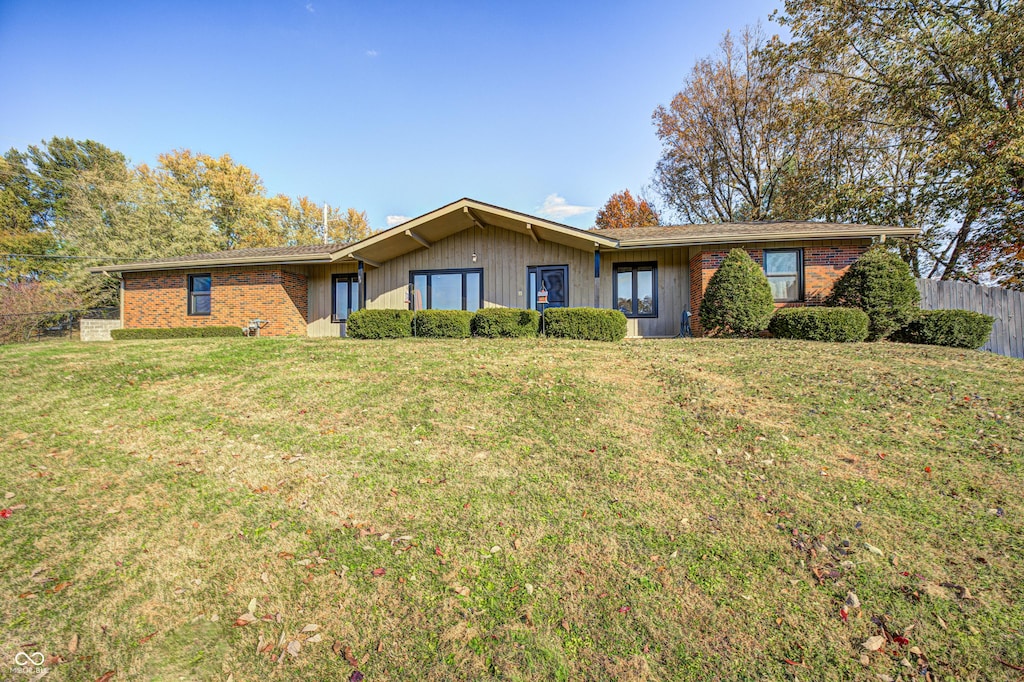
[915,278,1023,359]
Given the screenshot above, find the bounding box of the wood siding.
[365,227,595,310]
[306,262,358,337]
[600,248,690,337]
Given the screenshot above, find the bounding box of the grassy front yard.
[1,337,1022,680]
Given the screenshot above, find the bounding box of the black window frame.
[408,268,484,311]
[763,248,804,302]
[612,262,658,318]
[187,274,211,316]
[331,273,360,323]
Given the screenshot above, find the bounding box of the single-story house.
[90,198,919,338]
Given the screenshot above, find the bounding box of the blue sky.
[0,0,781,229]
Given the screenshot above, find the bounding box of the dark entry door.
[530,265,568,310]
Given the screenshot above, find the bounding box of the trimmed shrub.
[699,248,775,336]
[826,246,920,340]
[768,307,869,342]
[543,307,627,341]
[891,309,994,349]
[413,310,474,338]
[347,309,414,339]
[111,326,243,340]
[471,308,540,338]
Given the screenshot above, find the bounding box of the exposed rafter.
[405,229,432,249]
[464,206,487,230]
[349,253,382,268]
[525,223,540,243]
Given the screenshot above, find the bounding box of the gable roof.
[90,199,920,273]
[596,221,920,247]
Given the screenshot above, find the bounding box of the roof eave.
[88,253,336,274]
[612,227,919,249]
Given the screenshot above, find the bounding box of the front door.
[528,265,568,310]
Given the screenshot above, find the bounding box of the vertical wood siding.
[600,248,690,337]
[364,228,595,310]
[916,278,1023,359]
[306,262,358,337]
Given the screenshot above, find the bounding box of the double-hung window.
[332,273,359,322]
[764,249,803,302]
[409,268,483,311]
[612,262,657,318]
[188,274,211,316]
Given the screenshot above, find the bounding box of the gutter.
[610,228,920,249]
[87,254,336,274]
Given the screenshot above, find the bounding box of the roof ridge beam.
[464,206,487,230]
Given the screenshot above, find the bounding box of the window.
[612,262,657,318]
[188,274,211,316]
[764,249,803,302]
[332,273,359,322]
[409,268,482,311]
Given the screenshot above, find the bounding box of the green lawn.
[1,337,1022,681]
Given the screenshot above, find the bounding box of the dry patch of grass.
[0,337,1022,680]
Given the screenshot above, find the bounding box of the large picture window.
[612,262,657,318]
[764,249,803,302]
[332,273,359,322]
[409,268,483,311]
[188,274,211,316]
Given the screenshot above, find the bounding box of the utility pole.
[323,202,329,244]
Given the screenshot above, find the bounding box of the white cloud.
[386,215,410,227]
[536,193,594,220]
[365,49,379,57]
[305,3,314,12]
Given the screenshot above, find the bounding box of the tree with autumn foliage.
[594,190,661,230]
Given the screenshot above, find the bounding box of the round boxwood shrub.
[768,307,869,342]
[471,308,540,338]
[891,309,994,349]
[699,248,775,336]
[347,309,414,339]
[111,326,243,339]
[412,310,474,338]
[826,246,920,341]
[543,307,627,341]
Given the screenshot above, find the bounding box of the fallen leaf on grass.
[333,640,344,656]
[939,582,975,600]
[865,544,884,556]
[68,633,78,653]
[453,585,471,597]
[286,640,301,657]
[863,635,885,651]
[95,673,115,682]
[138,631,157,645]
[301,624,319,633]
[247,598,258,613]
[376,639,383,653]
[344,646,359,667]
[350,672,364,682]
[371,567,386,577]
[306,634,322,643]
[617,606,631,614]
[234,612,257,627]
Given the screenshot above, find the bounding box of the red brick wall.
[690,243,869,335]
[123,266,308,336]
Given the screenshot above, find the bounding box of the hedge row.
[471,308,541,338]
[542,307,627,342]
[111,326,244,339]
[346,307,625,341]
[768,307,869,342]
[891,309,994,349]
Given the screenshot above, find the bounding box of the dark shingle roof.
[123,243,341,265]
[594,221,915,243]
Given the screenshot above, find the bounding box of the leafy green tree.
[826,246,921,340]
[776,0,1024,286]
[699,248,775,336]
